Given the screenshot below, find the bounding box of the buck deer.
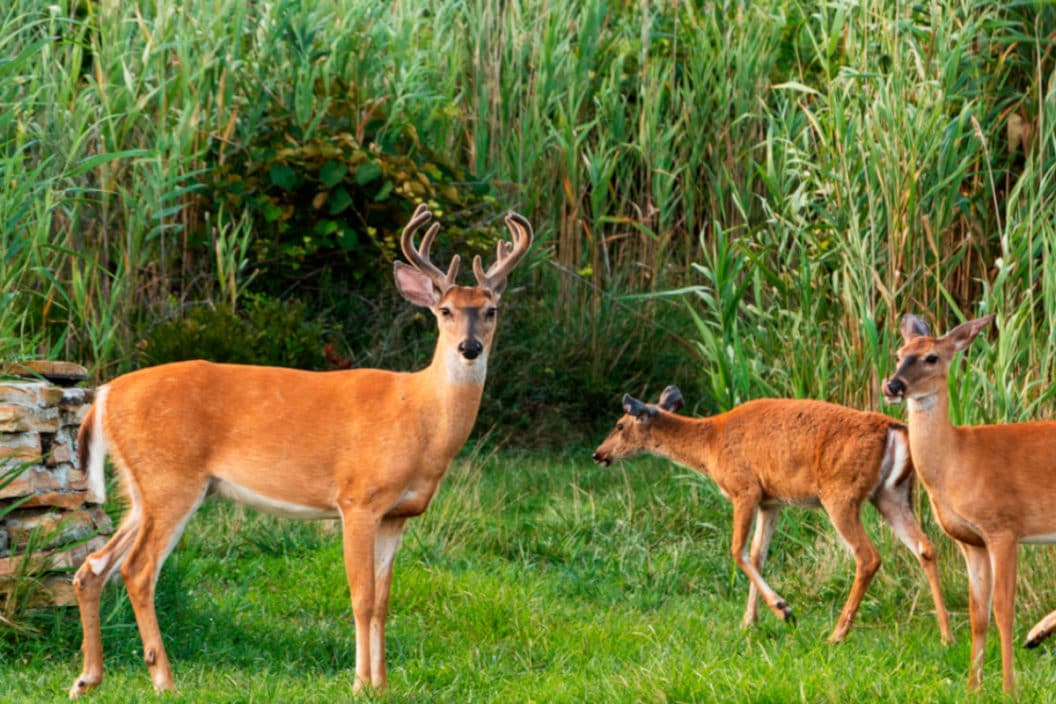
[67,204,532,698]
[592,386,951,644]
[883,313,1056,695]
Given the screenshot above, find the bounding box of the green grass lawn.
[4,449,1056,702]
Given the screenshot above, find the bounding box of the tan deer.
[67,204,532,698]
[882,313,1056,695]
[592,386,951,644]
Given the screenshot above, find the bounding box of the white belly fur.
[210,478,339,519]
[1022,532,1056,545]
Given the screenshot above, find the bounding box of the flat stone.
[44,441,72,466]
[20,491,86,510]
[68,467,88,492]
[0,433,43,464]
[5,508,95,551]
[0,466,62,500]
[59,387,92,407]
[36,576,77,606]
[0,535,107,577]
[0,382,64,407]
[1,361,88,386]
[0,574,76,607]
[0,404,59,433]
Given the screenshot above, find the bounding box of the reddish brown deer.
[592,386,951,644]
[67,204,532,698]
[883,313,1056,695]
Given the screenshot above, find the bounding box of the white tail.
[76,386,108,505]
[593,386,951,645]
[883,313,1056,695]
[68,204,532,699]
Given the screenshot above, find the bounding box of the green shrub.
[137,295,335,370]
[210,75,504,312]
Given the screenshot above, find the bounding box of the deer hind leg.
[820,496,880,643]
[742,506,779,629]
[370,517,407,690]
[1026,609,1056,648]
[872,486,952,645]
[729,497,794,625]
[69,508,142,699]
[119,479,209,694]
[959,541,993,691]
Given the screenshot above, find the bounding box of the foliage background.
[4,0,1056,439]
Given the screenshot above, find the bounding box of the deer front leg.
[742,506,779,629]
[988,535,1019,695]
[341,508,379,693]
[370,517,407,690]
[729,497,794,625]
[959,541,993,691]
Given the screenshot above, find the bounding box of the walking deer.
[883,313,1056,695]
[67,204,532,698]
[592,386,951,644]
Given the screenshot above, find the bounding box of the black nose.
[592,451,609,466]
[459,339,483,360]
[884,378,906,396]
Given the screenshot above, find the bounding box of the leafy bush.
[211,78,503,313]
[138,295,334,370]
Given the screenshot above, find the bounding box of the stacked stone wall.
[0,362,111,606]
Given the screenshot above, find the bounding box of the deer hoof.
[774,600,796,625]
[69,675,99,700]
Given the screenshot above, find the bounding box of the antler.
[401,203,460,293]
[473,211,533,294]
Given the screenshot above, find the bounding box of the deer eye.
[615,422,624,431]
[485,307,497,320]
[925,354,939,364]
[439,307,453,318]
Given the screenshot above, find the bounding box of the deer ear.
[658,386,684,413]
[899,314,931,342]
[944,314,995,352]
[622,394,656,421]
[394,262,439,308]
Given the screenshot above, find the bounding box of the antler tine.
[400,204,459,292]
[473,211,533,291]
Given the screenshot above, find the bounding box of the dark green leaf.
[320,161,347,188]
[355,160,382,185]
[269,165,298,190]
[314,219,339,236]
[328,188,354,215]
[336,228,359,250]
[374,180,394,202]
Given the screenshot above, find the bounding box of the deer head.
[393,204,532,380]
[592,386,684,466]
[882,314,995,404]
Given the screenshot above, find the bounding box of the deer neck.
[417,343,488,456]
[904,388,958,493]
[648,415,714,473]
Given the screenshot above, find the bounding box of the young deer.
[883,313,1056,695]
[67,204,532,698]
[592,386,951,644]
